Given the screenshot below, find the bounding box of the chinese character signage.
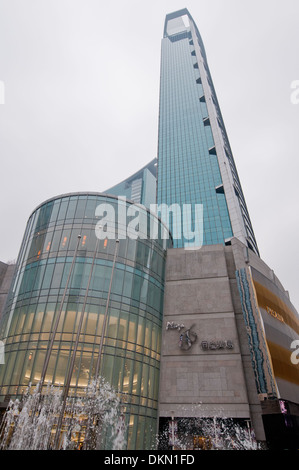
[200,340,233,351]
[165,321,234,352]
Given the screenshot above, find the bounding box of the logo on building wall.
[166,321,185,331]
[165,321,233,352]
[178,326,197,351]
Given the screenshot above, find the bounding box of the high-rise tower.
[157,9,299,450]
[157,9,259,255]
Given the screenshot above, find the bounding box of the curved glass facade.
[0,193,171,449]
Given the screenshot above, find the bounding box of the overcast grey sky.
[0,0,298,309]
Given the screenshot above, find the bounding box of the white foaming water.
[0,377,126,450]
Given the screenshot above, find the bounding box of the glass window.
[103,265,113,292]
[61,261,72,289]
[35,202,53,232]
[79,261,92,291]
[51,262,65,289]
[136,242,146,265]
[28,232,46,260]
[85,309,99,336]
[144,320,152,349]
[132,360,142,396]
[122,358,133,394]
[10,350,27,386]
[49,200,61,224]
[151,322,159,354]
[137,317,145,347]
[140,277,148,304]
[135,416,145,450]
[112,356,124,390]
[53,348,69,386]
[102,354,114,383]
[80,229,92,250]
[59,228,71,252]
[23,306,35,334]
[32,303,46,333]
[41,303,55,332]
[84,197,97,219]
[9,307,22,336]
[63,305,78,333]
[69,229,82,251]
[22,349,36,385]
[117,239,127,259]
[91,264,105,293]
[65,198,77,220]
[118,311,128,343]
[41,262,55,289]
[128,314,137,344]
[86,229,97,253]
[107,309,118,339]
[77,351,92,388]
[74,197,87,220]
[113,268,124,296]
[141,363,149,397]
[123,271,133,298]
[2,350,17,388]
[15,310,28,336]
[50,229,63,253]
[43,230,53,255]
[132,274,141,300]
[57,198,69,220]
[72,261,85,289]
[127,239,136,261]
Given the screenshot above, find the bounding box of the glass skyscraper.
[157,9,259,254]
[105,159,157,210]
[157,9,299,451]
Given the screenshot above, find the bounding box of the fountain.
[0,237,128,450]
[0,376,126,450]
[157,412,263,450]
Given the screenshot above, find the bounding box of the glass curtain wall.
[157,14,233,248]
[0,193,171,450]
[157,9,259,255]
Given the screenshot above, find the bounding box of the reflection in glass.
[0,193,171,450]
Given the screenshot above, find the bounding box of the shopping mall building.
[0,9,299,450]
